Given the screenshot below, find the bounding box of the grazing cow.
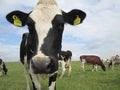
[0,59,8,76]
[58,50,72,78]
[108,55,120,69]
[6,0,86,90]
[80,55,106,72]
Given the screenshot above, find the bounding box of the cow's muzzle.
[31,55,57,74]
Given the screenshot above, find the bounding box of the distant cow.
[80,55,106,72]
[108,55,120,69]
[6,0,86,89]
[58,50,72,78]
[0,59,7,76]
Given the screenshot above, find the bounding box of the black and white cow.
[58,50,72,78]
[108,55,120,69]
[6,0,86,90]
[0,59,8,76]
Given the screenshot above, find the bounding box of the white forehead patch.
[29,4,62,56]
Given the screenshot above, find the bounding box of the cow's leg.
[3,62,7,75]
[49,73,57,90]
[0,69,3,76]
[29,62,41,90]
[60,61,66,79]
[23,57,30,90]
[30,73,40,90]
[0,63,3,76]
[81,60,85,72]
[92,65,95,72]
[112,62,115,70]
[68,64,71,77]
[67,60,71,77]
[95,65,98,71]
[92,65,97,71]
[24,66,30,90]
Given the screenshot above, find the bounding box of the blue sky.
[0,0,120,62]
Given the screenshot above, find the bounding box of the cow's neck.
[37,0,57,5]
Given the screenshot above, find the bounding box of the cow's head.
[6,0,86,73]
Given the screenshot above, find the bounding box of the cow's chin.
[31,55,56,74]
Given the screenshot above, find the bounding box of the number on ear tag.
[73,15,81,25]
[12,15,22,26]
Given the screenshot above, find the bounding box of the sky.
[0,0,120,62]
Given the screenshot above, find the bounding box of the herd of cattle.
[1,0,119,90]
[1,53,120,77]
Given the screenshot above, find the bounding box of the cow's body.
[0,59,7,76]
[80,55,106,72]
[108,55,120,69]
[6,0,86,90]
[58,50,72,78]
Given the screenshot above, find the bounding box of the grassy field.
[0,61,120,90]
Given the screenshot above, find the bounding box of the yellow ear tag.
[12,15,22,26]
[73,15,81,25]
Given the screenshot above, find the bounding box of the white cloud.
[0,43,19,62]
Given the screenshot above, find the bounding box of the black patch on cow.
[58,50,72,62]
[0,59,2,64]
[0,59,8,75]
[20,17,39,64]
[41,14,64,57]
[3,62,8,75]
[27,17,39,60]
[20,33,29,64]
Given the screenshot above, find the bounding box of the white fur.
[58,60,71,79]
[49,81,56,90]
[92,65,98,72]
[59,60,66,79]
[81,59,86,72]
[30,4,62,57]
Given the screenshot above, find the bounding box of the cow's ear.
[6,11,29,27]
[62,9,86,25]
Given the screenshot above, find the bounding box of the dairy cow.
[6,0,86,90]
[0,59,7,76]
[108,55,120,69]
[58,50,72,78]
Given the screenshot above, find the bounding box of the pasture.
[0,61,120,90]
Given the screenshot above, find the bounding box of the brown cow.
[80,55,106,72]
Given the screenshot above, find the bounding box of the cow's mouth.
[31,55,57,74]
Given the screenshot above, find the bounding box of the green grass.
[0,61,120,90]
